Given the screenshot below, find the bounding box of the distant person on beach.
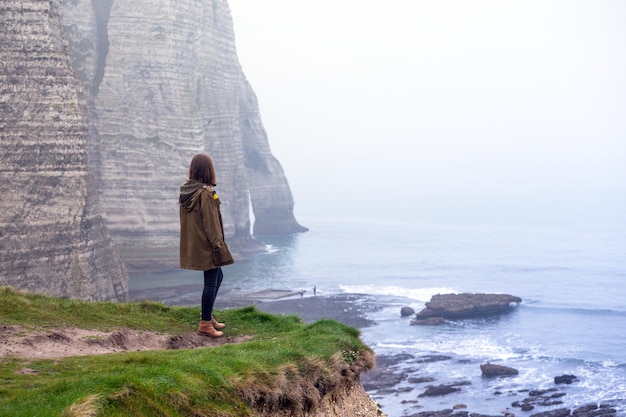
[179,153,234,338]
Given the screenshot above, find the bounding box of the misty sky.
[228,1,625,217]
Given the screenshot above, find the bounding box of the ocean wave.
[338,284,457,302]
[264,244,279,254]
[523,303,626,317]
[377,335,519,361]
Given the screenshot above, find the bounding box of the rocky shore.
[128,287,625,417]
[237,293,624,417]
[359,350,621,417]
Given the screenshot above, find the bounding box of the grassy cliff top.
[0,287,375,416]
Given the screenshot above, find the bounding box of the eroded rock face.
[0,0,127,301]
[62,0,306,267]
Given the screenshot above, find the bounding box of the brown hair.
[188,153,217,186]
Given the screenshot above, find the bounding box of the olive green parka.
[179,180,234,270]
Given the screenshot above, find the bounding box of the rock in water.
[0,0,127,301]
[554,374,578,385]
[400,306,415,316]
[410,317,447,326]
[418,381,471,398]
[415,293,522,320]
[480,363,519,377]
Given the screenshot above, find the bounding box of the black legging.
[202,268,223,321]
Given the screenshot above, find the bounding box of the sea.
[130,193,626,416]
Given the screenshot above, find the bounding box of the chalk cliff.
[0,0,127,301]
[1,0,305,299]
[62,0,306,269]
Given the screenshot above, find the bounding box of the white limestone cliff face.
[62,0,306,270]
[239,79,305,236]
[0,0,127,301]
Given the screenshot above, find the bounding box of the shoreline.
[252,293,381,329]
[222,293,625,417]
[130,288,625,417]
[130,285,381,329]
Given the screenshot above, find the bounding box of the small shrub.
[342,349,358,363]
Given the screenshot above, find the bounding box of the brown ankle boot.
[211,314,225,330]
[197,320,223,338]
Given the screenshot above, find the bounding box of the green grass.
[0,287,374,416]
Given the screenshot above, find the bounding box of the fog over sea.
[131,191,626,416]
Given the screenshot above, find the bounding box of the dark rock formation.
[360,353,413,392]
[401,306,415,316]
[410,317,447,326]
[418,384,462,397]
[554,374,578,385]
[511,388,566,412]
[480,363,519,377]
[408,402,617,417]
[525,404,617,417]
[568,404,617,417]
[415,293,522,320]
[0,0,127,301]
[360,352,452,396]
[407,376,436,384]
[407,411,501,417]
[418,381,471,398]
[361,347,620,417]
[61,0,306,269]
[529,408,571,417]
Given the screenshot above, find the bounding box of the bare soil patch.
[0,325,250,360]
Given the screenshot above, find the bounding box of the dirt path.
[0,325,250,360]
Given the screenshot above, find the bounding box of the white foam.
[338,284,457,302]
[377,335,518,361]
[264,244,279,254]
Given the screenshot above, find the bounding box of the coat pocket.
[213,243,234,266]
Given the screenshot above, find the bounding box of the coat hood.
[179,180,207,212]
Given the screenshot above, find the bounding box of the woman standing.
[179,153,234,337]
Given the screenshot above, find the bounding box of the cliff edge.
[0,289,383,416]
